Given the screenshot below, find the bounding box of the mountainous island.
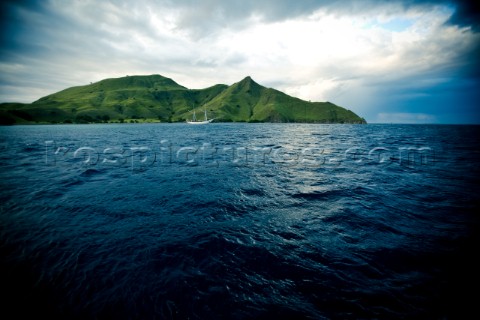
[0,74,366,124]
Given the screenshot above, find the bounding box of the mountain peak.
[235,76,262,90]
[239,75,255,84]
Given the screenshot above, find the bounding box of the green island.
[0,74,366,124]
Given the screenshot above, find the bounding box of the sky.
[1,0,479,123]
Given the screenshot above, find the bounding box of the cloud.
[218,5,478,117]
[155,0,480,37]
[0,0,479,123]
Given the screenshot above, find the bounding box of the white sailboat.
[186,108,214,124]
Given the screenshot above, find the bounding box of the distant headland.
[0,74,366,125]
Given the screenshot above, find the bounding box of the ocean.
[1,123,479,319]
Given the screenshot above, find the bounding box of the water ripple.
[1,123,479,319]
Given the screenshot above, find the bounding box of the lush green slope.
[0,74,366,124]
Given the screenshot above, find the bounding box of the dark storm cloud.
[0,1,46,53]
[443,0,480,31]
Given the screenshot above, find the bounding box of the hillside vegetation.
[0,74,366,124]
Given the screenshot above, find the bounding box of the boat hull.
[186,119,214,124]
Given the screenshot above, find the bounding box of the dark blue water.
[1,123,479,319]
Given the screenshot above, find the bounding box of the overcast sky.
[1,0,479,123]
